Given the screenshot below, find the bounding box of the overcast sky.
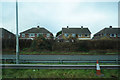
[0,0,119,37]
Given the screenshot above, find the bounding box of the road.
[1,55,119,61]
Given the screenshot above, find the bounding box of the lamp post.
[16,0,19,64]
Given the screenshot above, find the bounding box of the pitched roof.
[0,28,15,36]
[62,27,91,34]
[20,27,52,34]
[94,28,120,35]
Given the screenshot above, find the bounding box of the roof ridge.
[0,27,15,35]
[20,27,52,34]
[62,27,88,28]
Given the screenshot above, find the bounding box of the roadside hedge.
[2,39,120,52]
[52,40,120,52]
[2,39,32,50]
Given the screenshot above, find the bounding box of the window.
[85,34,89,37]
[110,34,116,37]
[22,34,25,37]
[1,34,4,38]
[72,34,76,37]
[46,33,50,37]
[118,34,120,37]
[64,34,69,37]
[78,34,82,37]
[37,33,43,37]
[29,33,35,37]
[37,34,40,37]
[104,34,106,36]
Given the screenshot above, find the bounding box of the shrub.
[30,35,54,51]
[19,39,32,50]
[76,41,89,52]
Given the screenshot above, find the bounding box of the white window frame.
[64,33,69,37]
[2,34,4,38]
[78,34,82,37]
[104,34,106,36]
[37,33,43,37]
[85,34,89,37]
[29,33,35,37]
[22,34,25,38]
[46,33,50,37]
[118,34,120,37]
[72,34,76,37]
[110,34,116,37]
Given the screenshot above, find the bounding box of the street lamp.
[16,0,19,64]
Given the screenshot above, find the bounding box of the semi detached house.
[0,28,15,39]
[57,26,91,40]
[20,26,53,40]
[93,26,120,40]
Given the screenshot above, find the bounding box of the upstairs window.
[104,34,106,36]
[29,33,35,37]
[46,33,50,37]
[118,34,120,37]
[72,34,76,37]
[64,34,69,37]
[78,34,82,37]
[22,34,25,37]
[37,33,43,37]
[110,34,116,37]
[2,34,4,38]
[85,34,89,37]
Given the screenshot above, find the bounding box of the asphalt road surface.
[1,55,119,61]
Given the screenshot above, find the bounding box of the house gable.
[93,26,120,40]
[20,26,53,40]
[0,28,15,39]
[60,26,91,40]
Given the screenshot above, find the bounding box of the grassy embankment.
[2,69,119,78]
[2,50,119,55]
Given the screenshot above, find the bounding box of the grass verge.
[2,49,119,55]
[2,69,119,78]
[19,51,119,55]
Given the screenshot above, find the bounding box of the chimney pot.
[81,26,83,29]
[109,26,112,28]
[67,26,69,29]
[37,26,40,28]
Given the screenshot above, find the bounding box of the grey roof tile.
[0,28,15,36]
[62,28,91,34]
[95,28,120,35]
[20,27,52,34]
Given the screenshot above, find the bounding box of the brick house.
[20,26,53,40]
[92,26,120,40]
[56,26,91,41]
[0,28,15,39]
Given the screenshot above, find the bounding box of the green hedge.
[2,39,32,50]
[2,39,120,52]
[52,40,120,52]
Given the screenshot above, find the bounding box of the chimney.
[81,26,83,29]
[67,26,69,29]
[109,26,112,28]
[37,26,40,28]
